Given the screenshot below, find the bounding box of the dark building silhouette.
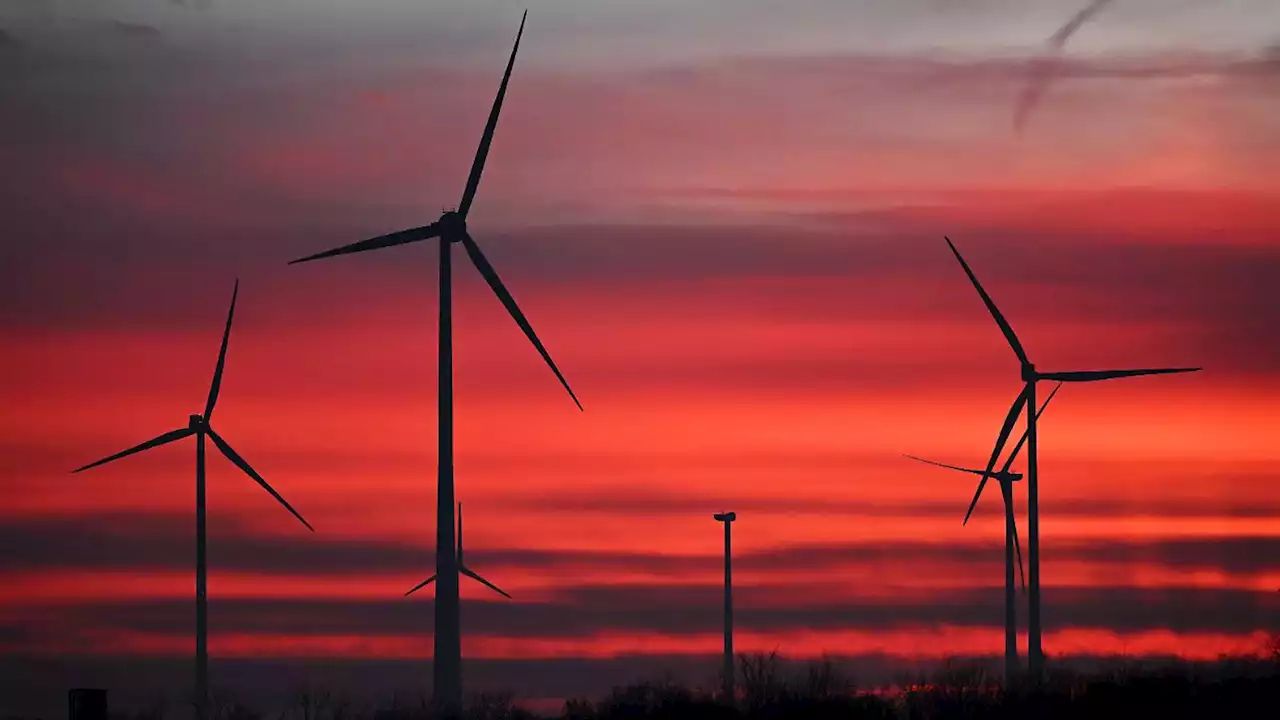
[68,689,105,720]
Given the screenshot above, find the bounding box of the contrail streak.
[1014,0,1118,134]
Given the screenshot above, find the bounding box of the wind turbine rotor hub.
[1021,363,1037,382]
[438,210,467,242]
[188,414,205,430]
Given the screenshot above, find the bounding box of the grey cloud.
[486,487,1280,527]
[5,585,1275,643]
[7,216,1279,329]
[0,512,426,576]
[3,38,1276,348]
[1,511,1276,578]
[106,21,163,40]
[656,47,1280,97]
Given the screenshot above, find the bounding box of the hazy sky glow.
[2,0,1279,714]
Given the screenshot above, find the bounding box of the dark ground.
[3,647,1278,720]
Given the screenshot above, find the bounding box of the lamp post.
[713,511,737,702]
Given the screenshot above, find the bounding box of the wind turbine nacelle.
[438,210,466,240]
[188,414,205,430]
[714,512,736,522]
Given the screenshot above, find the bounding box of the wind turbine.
[943,236,1200,678]
[406,503,511,600]
[903,382,1061,683]
[71,280,313,720]
[286,11,579,712]
[713,511,736,702]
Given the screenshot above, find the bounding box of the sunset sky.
[2,0,1279,713]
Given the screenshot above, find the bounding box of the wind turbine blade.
[944,237,1029,365]
[1038,367,1201,382]
[206,428,314,532]
[462,233,582,410]
[458,10,527,218]
[405,575,437,597]
[287,224,440,265]
[998,382,1062,473]
[1012,507,1027,594]
[964,387,1029,525]
[461,565,512,599]
[72,427,194,473]
[902,454,987,477]
[204,279,239,420]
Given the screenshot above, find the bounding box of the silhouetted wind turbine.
[406,503,511,600]
[903,382,1061,682]
[944,236,1199,678]
[713,511,736,702]
[71,280,313,720]
[286,10,577,712]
